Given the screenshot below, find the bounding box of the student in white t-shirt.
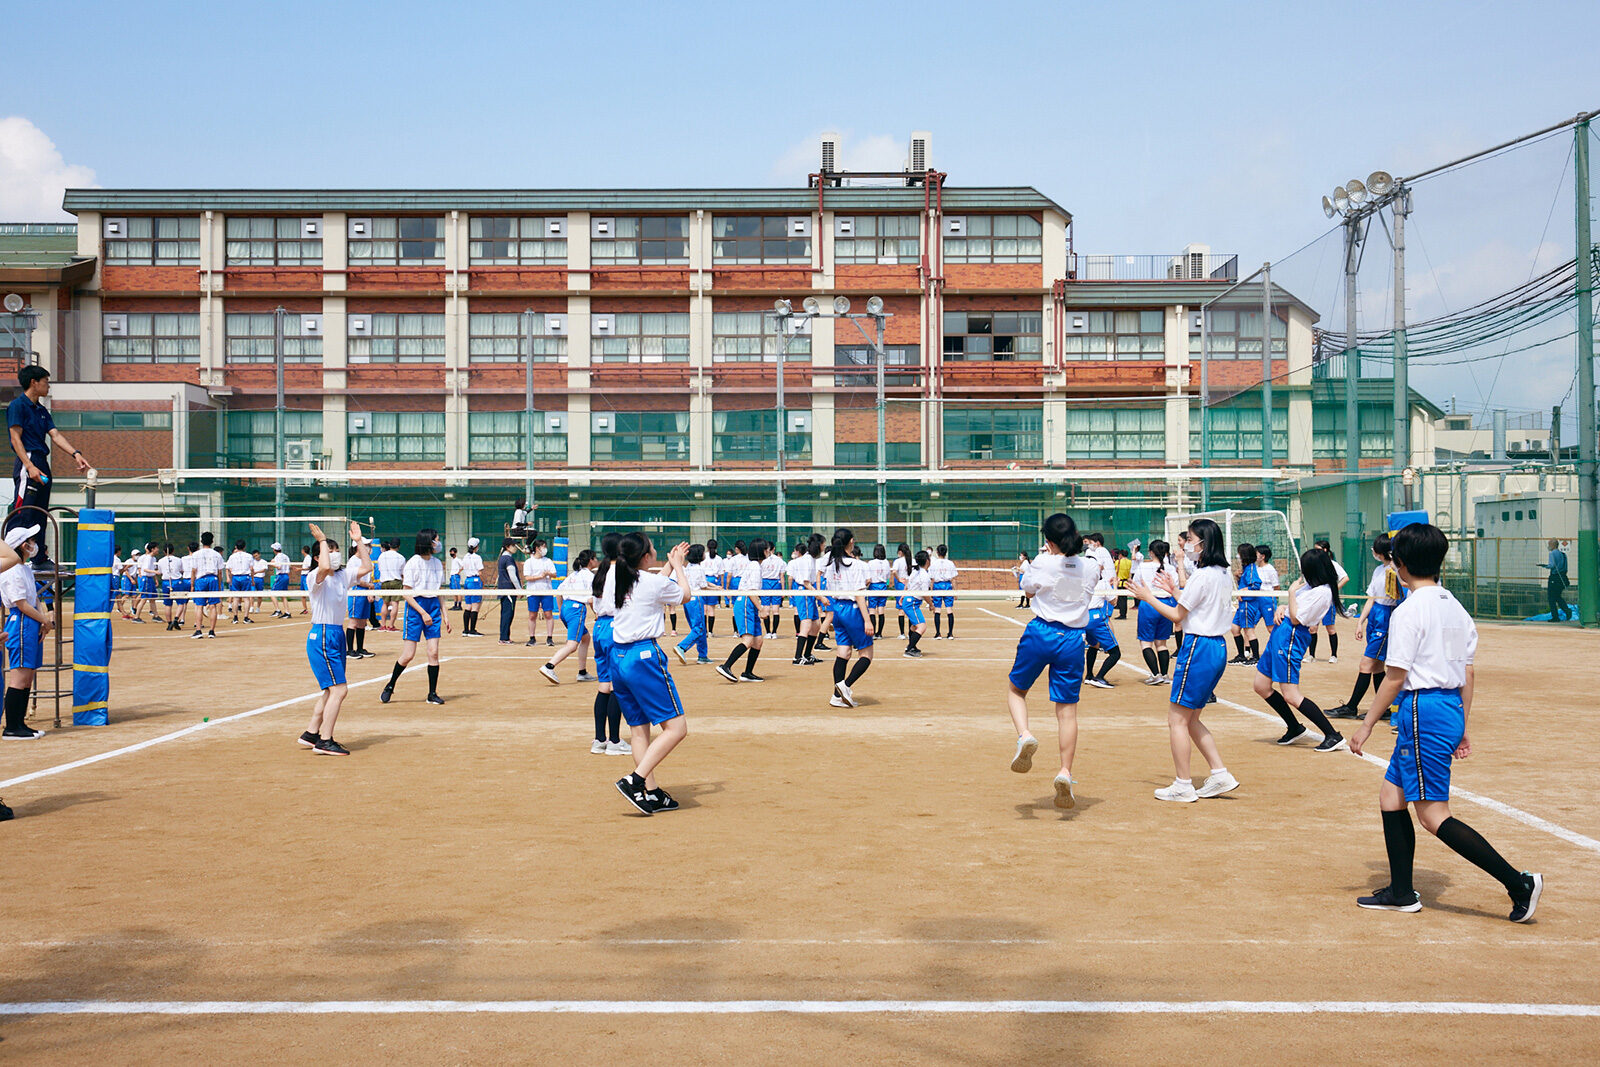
[522,538,559,647]
[269,543,293,618]
[1308,538,1349,663]
[380,529,450,706]
[890,543,913,639]
[1252,548,1346,752]
[225,540,255,625]
[298,521,371,757]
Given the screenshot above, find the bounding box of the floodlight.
[1322,196,1336,219]
[1346,178,1368,205]
[773,299,792,315]
[1333,186,1350,213]
[832,296,851,314]
[2,294,23,313]
[866,296,884,315]
[802,297,821,314]
[1367,171,1395,196]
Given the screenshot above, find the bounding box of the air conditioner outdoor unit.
[1169,243,1211,279]
[285,440,314,466]
[820,131,840,174]
[908,131,932,174]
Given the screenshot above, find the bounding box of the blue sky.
[1,0,1594,426]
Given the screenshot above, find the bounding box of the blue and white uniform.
[591,566,617,685]
[523,555,556,614]
[929,556,958,610]
[1134,556,1179,642]
[347,569,378,623]
[401,553,446,643]
[159,551,182,605]
[191,545,224,606]
[723,552,747,607]
[676,559,710,661]
[605,568,686,728]
[1169,565,1233,709]
[702,553,724,604]
[174,551,194,603]
[556,567,594,643]
[787,553,819,622]
[1363,563,1402,660]
[822,555,872,649]
[1082,548,1119,651]
[460,548,484,607]
[447,553,462,592]
[2,556,43,671]
[1233,561,1263,628]
[864,556,891,610]
[898,566,932,626]
[1009,553,1089,704]
[307,558,353,690]
[251,555,268,592]
[759,552,785,608]
[1383,587,1477,802]
[301,553,317,592]
[271,549,292,592]
[138,551,160,600]
[733,556,763,637]
[1258,582,1332,686]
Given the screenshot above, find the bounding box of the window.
[469,217,567,265]
[1515,510,1524,521]
[225,410,323,464]
[591,312,690,363]
[943,311,1043,362]
[467,411,568,462]
[712,216,811,264]
[834,441,921,468]
[350,313,446,363]
[349,412,445,462]
[1190,308,1287,360]
[1312,402,1391,458]
[712,410,812,462]
[1502,511,1510,522]
[104,312,201,363]
[1195,405,1289,461]
[468,313,566,363]
[347,217,445,265]
[712,312,809,362]
[835,216,920,264]
[104,217,200,265]
[0,313,28,364]
[1529,508,1537,520]
[590,412,690,463]
[1063,310,1165,360]
[591,217,689,265]
[943,407,1043,461]
[942,215,1042,263]
[225,218,322,265]
[224,313,323,364]
[835,345,921,385]
[52,410,173,430]
[1063,408,1165,459]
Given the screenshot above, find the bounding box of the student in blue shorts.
[1349,523,1542,922]
[1,525,47,740]
[298,521,370,756]
[1006,513,1088,809]
[673,543,712,666]
[716,538,768,683]
[587,533,627,755]
[1328,534,1401,719]
[1228,542,1262,665]
[380,529,450,706]
[1252,548,1346,753]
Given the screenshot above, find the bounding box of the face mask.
[329,552,342,569]
[1185,540,1199,560]
[434,539,444,554]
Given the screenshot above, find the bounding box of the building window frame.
[226,410,323,464]
[590,216,689,266]
[590,411,690,463]
[224,217,322,266]
[467,410,568,462]
[591,312,690,364]
[834,215,920,264]
[349,411,446,462]
[1062,406,1165,459]
[468,312,566,363]
[942,214,1043,264]
[942,310,1043,362]
[711,216,811,265]
[1190,307,1288,360]
[349,312,447,364]
[103,312,201,364]
[943,406,1044,461]
[711,311,810,363]
[103,217,201,266]
[347,217,446,266]
[468,217,568,265]
[224,312,323,364]
[1063,309,1165,361]
[711,409,813,462]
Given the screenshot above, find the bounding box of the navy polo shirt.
[6,394,54,459]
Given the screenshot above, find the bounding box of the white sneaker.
[836,682,857,708]
[1053,773,1077,809]
[1197,770,1241,798]
[575,671,595,682]
[1155,781,1199,803]
[1141,675,1162,686]
[1011,735,1039,774]
[1084,677,1114,689]
[590,739,608,754]
[539,664,560,685]
[672,644,688,665]
[829,695,850,708]
[606,739,632,755]
[1327,656,1338,665]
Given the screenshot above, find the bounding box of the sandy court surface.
[1,602,1596,1064]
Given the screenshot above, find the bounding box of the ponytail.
[613,532,651,609]
[592,531,622,602]
[825,527,854,572]
[897,542,912,568]
[1150,539,1170,567]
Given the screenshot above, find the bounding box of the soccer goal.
[1164,509,1302,584]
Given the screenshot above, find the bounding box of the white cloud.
[0,117,96,221]
[770,130,906,184]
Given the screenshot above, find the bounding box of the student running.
[673,544,712,665]
[1251,548,1348,752]
[542,549,597,683]
[1134,539,1178,684]
[1327,533,1401,719]
[379,529,450,706]
[821,528,874,708]
[716,538,767,682]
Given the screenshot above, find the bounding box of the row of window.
[49,410,173,430]
[101,214,1047,267]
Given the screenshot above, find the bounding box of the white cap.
[271,542,282,551]
[4,524,40,548]
[467,537,480,548]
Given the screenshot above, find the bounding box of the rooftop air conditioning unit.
[285,439,315,484]
[1168,243,1211,279]
[908,131,932,174]
[820,131,840,174]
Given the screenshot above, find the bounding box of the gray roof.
[1063,280,1321,321]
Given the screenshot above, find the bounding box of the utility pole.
[1200,305,1210,511]
[1392,188,1411,495]
[273,306,286,549]
[875,313,887,547]
[1343,219,1363,570]
[776,317,788,547]
[524,309,537,517]
[1260,263,1274,510]
[1575,113,1597,626]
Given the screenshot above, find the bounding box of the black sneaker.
[1314,734,1348,753]
[1356,886,1421,912]
[1228,655,1247,665]
[525,639,539,646]
[792,657,803,665]
[1509,872,1544,923]
[814,640,832,651]
[2,728,44,740]
[0,797,12,821]
[297,730,320,748]
[715,665,739,683]
[616,774,654,815]
[1324,703,1356,719]
[314,737,350,756]
[426,692,445,705]
[903,648,923,658]
[802,656,818,666]
[546,637,555,647]
[739,672,765,683]
[648,788,681,813]
[379,686,394,704]
[1276,724,1308,745]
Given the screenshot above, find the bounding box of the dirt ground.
[1,601,1596,1065]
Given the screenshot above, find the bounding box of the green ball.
[203,717,209,722]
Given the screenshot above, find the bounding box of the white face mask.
[435,539,444,554]
[1184,539,1199,560]
[329,552,343,569]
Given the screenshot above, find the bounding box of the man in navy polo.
[7,366,92,565]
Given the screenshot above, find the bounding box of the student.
[269,542,293,618]
[511,498,533,541]
[159,543,182,630]
[189,533,225,638]
[785,540,821,665]
[495,538,523,645]
[1349,523,1542,922]
[1114,549,1134,619]
[1228,542,1262,664]
[447,546,464,611]
[724,539,748,619]
[759,537,785,635]
[1307,539,1348,663]
[891,542,913,639]
[173,542,197,632]
[1328,534,1400,719]
[899,549,933,658]
[298,544,315,616]
[821,528,874,708]
[1252,549,1347,752]
[137,542,161,621]
[608,533,693,815]
[929,544,958,639]
[588,533,628,754]
[863,545,891,639]
[1254,544,1280,654]
[1081,534,1121,690]
[379,529,450,706]
[1134,540,1178,684]
[1129,517,1240,803]
[1006,514,1089,810]
[298,521,371,756]
[702,538,722,636]
[459,537,485,636]
[250,549,268,605]
[345,545,379,660]
[673,543,712,666]
[541,549,597,684]
[223,540,253,624]
[375,540,406,629]
[1,524,48,739]
[523,539,558,646]
[716,538,767,682]
[1011,551,1032,609]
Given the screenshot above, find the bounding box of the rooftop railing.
[1069,252,1239,282]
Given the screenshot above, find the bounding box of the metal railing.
[1069,252,1239,282]
[1441,536,1582,621]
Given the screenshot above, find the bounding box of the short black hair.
[1392,523,1448,580]
[18,366,49,390]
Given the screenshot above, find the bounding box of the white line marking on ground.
[975,607,1600,856]
[1,1000,1596,1017]
[0,661,451,791]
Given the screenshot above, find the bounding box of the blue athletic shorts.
[1385,688,1465,803]
[1364,603,1394,661]
[1321,603,1338,627]
[612,638,685,728]
[160,581,173,606]
[734,596,762,637]
[193,574,221,607]
[868,582,888,610]
[1257,620,1311,685]
[463,575,483,607]
[5,610,42,671]
[1084,605,1119,650]
[829,600,874,650]
[403,597,443,642]
[171,579,191,601]
[229,575,253,595]
[347,592,376,622]
[1008,617,1085,704]
[932,580,954,610]
[307,623,347,689]
[138,575,157,600]
[526,594,554,614]
[560,600,587,644]
[1136,598,1176,642]
[794,593,818,621]
[897,597,925,626]
[273,575,289,592]
[592,615,615,685]
[1232,595,1257,629]
[449,575,462,590]
[761,578,782,608]
[1170,633,1226,710]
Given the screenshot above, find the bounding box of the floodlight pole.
[776,319,789,547]
[1200,304,1211,511]
[1392,189,1411,502]
[1575,114,1597,626]
[273,305,286,549]
[525,309,537,517]
[1260,262,1274,510]
[1342,219,1362,571]
[875,313,887,548]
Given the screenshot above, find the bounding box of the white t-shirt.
[271,551,291,577]
[902,568,933,596]
[192,547,224,578]
[822,556,867,595]
[301,554,314,577]
[727,553,748,580]
[734,558,762,591]
[607,569,684,644]
[1019,554,1089,627]
[377,550,406,582]
[160,554,182,581]
[180,553,195,580]
[226,550,253,577]
[1333,559,1349,586]
[684,561,706,591]
[402,554,445,596]
[1086,546,1114,607]
[759,555,784,582]
[891,556,910,584]
[557,567,595,602]
[140,553,159,577]
[786,555,816,587]
[460,553,484,582]
[1384,586,1477,691]
[0,561,38,610]
[864,558,891,584]
[1178,566,1234,636]
[512,507,529,527]
[523,556,556,591]
[251,557,268,579]
[1288,583,1332,628]
[703,555,724,581]
[1367,563,1401,606]
[448,555,463,578]
[309,566,353,625]
[1258,562,1280,591]
[929,557,958,583]
[1133,557,1177,591]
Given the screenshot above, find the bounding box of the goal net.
[1164,509,1301,585]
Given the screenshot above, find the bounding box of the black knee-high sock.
[1234,634,1246,656]
[1296,696,1338,735]
[1372,670,1386,698]
[908,631,921,651]
[846,657,871,686]
[1248,638,1259,660]
[1264,690,1298,728]
[721,643,747,671]
[1329,633,1339,657]
[1142,647,1160,675]
[1095,646,1120,679]
[1308,633,1320,658]
[607,693,622,744]
[945,613,954,636]
[1085,647,1100,676]
[358,627,367,653]
[792,615,801,634]
[345,627,355,652]
[427,664,439,694]
[1436,816,1522,892]
[3,686,27,732]
[1382,809,1416,897]
[744,648,761,674]
[804,634,817,658]
[832,658,848,685]
[707,616,716,635]
[670,612,677,631]
[1157,648,1171,676]
[1174,629,1184,651]
[795,635,807,660]
[592,691,608,742]
[933,613,942,637]
[897,615,905,635]
[1348,671,1373,708]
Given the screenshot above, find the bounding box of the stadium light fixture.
[1333,185,1350,214]
[773,299,792,315]
[1322,196,1336,219]
[866,296,884,315]
[832,296,851,314]
[1346,177,1368,205]
[802,297,821,315]
[1366,171,1395,196]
